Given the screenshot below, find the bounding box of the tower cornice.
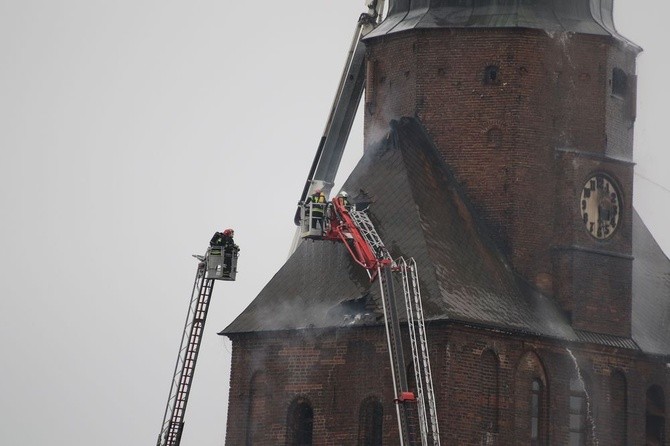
[366,0,641,52]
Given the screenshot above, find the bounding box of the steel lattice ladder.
[378,263,414,445]
[157,262,215,446]
[350,207,440,446]
[349,208,392,265]
[400,258,441,446]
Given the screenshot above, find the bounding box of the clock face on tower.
[580,174,621,240]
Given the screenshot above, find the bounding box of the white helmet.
[339,191,348,198]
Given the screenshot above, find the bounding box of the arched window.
[480,349,500,432]
[286,397,313,446]
[246,371,268,445]
[610,370,627,445]
[358,396,383,446]
[515,351,548,445]
[568,378,586,446]
[646,385,665,446]
[531,379,543,445]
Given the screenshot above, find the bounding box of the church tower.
[223,2,670,445]
[363,0,639,337]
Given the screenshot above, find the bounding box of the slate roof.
[222,118,670,357]
[632,211,670,356]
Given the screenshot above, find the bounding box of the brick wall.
[364,28,637,336]
[225,324,669,445]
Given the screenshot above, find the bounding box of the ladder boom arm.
[294,5,384,224]
[318,197,441,445]
[328,197,383,270]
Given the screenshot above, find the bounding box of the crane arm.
[311,198,441,445]
[326,197,385,271]
[294,1,385,225]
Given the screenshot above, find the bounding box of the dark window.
[358,397,383,446]
[568,378,586,446]
[646,385,665,446]
[480,350,500,432]
[612,68,628,96]
[484,65,500,85]
[611,370,627,446]
[531,379,544,445]
[487,127,503,148]
[286,397,313,446]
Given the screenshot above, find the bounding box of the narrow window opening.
[286,398,314,446]
[487,127,503,148]
[358,397,383,446]
[531,379,543,446]
[611,371,627,446]
[568,378,586,446]
[612,68,628,97]
[480,350,500,432]
[646,385,665,446]
[484,65,500,85]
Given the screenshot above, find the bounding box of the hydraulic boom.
[301,197,440,445]
[294,0,385,225]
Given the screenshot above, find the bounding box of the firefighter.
[210,229,238,274]
[210,228,235,248]
[338,190,350,207]
[310,189,326,231]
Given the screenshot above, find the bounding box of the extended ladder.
[377,263,412,446]
[348,207,440,446]
[349,208,392,266]
[157,261,214,446]
[156,243,239,446]
[400,258,441,446]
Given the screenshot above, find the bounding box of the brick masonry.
[224,24,668,446]
[225,324,669,445]
[364,28,637,338]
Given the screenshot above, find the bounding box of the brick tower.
[223,2,670,445]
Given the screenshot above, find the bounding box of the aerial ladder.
[294,1,440,443]
[293,0,386,228]
[156,241,240,446]
[301,197,441,446]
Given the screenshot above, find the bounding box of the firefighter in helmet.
[338,190,350,207]
[210,228,235,248]
[310,189,326,231]
[210,228,238,274]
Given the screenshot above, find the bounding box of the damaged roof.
[223,118,576,341]
[224,117,670,356]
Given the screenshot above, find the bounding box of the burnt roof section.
[223,118,670,356]
[223,118,575,340]
[366,0,639,50]
[632,211,670,356]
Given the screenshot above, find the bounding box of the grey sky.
[0,1,667,445]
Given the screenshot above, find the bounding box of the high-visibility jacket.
[311,193,326,216]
